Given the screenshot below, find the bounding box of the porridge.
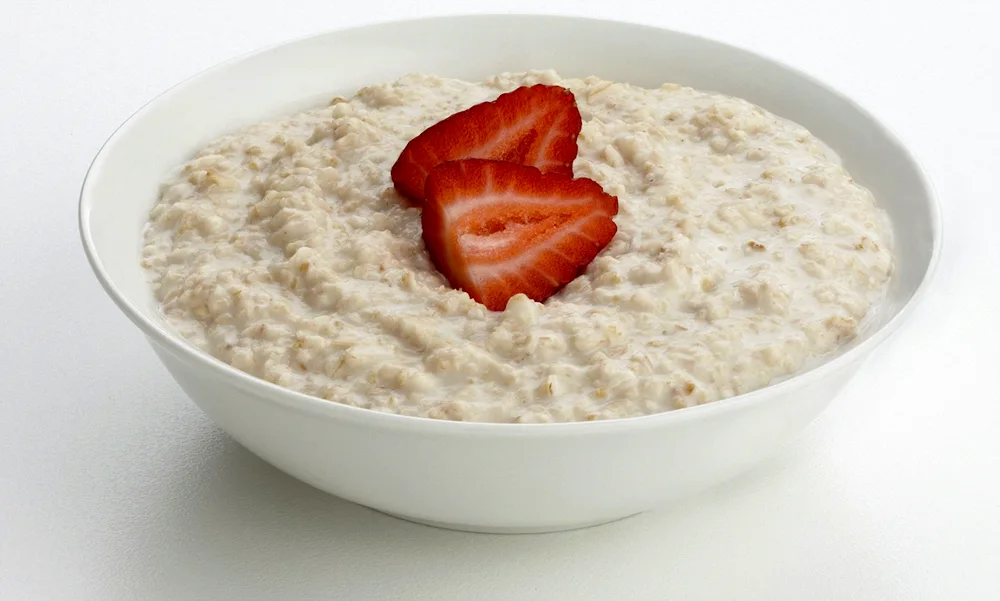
[141,70,893,423]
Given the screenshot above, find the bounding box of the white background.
[2,0,998,599]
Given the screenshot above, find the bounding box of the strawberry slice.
[391,84,583,203]
[422,159,618,311]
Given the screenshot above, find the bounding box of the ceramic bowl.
[80,14,941,533]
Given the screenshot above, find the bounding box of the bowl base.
[378,509,644,534]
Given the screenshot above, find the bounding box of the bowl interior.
[81,15,938,377]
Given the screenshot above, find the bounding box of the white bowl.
[79,15,941,533]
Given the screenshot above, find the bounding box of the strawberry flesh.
[422,159,618,311]
[391,85,583,203]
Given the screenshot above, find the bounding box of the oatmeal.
[141,70,893,423]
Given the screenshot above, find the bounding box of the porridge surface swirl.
[141,70,893,423]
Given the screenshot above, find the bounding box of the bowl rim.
[78,13,943,435]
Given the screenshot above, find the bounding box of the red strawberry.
[391,84,583,203]
[422,159,618,311]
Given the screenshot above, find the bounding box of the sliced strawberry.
[391,84,582,203]
[422,159,618,311]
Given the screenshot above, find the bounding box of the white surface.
[1,0,997,597]
[80,14,939,534]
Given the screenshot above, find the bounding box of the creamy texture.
[141,70,893,423]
